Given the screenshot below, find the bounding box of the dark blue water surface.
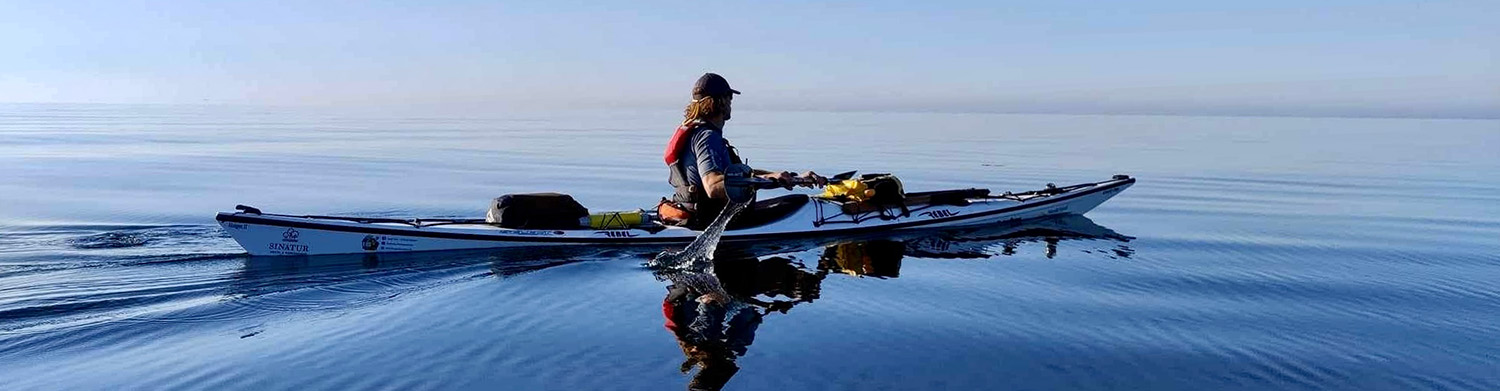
[2,103,1498,390]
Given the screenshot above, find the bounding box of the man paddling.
[659,73,826,228]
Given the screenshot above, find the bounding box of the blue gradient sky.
[1,1,1495,117]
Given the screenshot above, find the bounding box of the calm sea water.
[2,103,1498,390]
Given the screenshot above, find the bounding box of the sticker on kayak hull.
[594,230,638,238]
[920,210,959,219]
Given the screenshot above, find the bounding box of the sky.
[1,0,1496,118]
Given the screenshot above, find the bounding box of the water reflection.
[230,246,621,309]
[652,215,1130,390]
[225,215,1129,391]
[657,253,819,390]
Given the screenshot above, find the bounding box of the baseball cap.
[692,73,741,100]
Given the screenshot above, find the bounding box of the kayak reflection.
[904,214,1134,260]
[653,214,1131,390]
[229,246,621,310]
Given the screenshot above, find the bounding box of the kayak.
[216,175,1135,256]
[217,175,1134,256]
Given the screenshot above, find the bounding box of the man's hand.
[755,171,795,190]
[774,171,798,190]
[755,171,828,189]
[800,171,828,188]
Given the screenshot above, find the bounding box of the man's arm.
[694,130,734,200]
[703,172,728,199]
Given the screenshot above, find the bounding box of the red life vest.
[662,299,681,332]
[663,121,703,166]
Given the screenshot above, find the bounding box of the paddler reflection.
[653,214,1134,390]
[658,241,902,390]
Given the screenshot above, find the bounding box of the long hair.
[683,96,732,122]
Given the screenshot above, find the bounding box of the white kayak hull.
[217,177,1134,256]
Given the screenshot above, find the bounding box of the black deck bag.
[861,174,905,204]
[839,174,908,215]
[486,193,589,229]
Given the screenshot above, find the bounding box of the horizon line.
[1,101,1495,121]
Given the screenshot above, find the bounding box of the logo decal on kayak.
[362,235,380,251]
[594,230,637,238]
[282,228,300,242]
[920,209,959,219]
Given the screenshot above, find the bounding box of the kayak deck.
[217,176,1134,256]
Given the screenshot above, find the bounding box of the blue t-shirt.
[679,127,733,189]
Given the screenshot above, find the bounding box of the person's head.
[684,73,740,123]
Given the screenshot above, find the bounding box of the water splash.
[650,201,749,272]
[669,271,733,306]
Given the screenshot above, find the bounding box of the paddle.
[723,166,855,202]
[731,170,856,190]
